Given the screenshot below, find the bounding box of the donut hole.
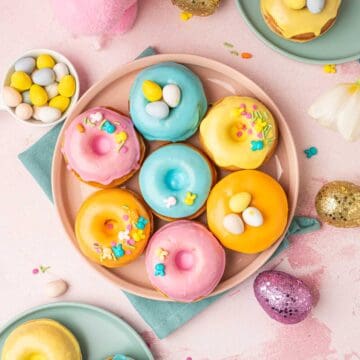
[164,168,189,191]
[91,135,112,155]
[175,250,194,271]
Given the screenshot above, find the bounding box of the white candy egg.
[53,62,69,82]
[33,106,61,123]
[45,83,59,99]
[242,207,264,227]
[2,86,22,107]
[14,57,35,74]
[22,90,31,104]
[45,279,68,298]
[163,84,181,108]
[307,0,325,14]
[32,68,56,86]
[15,103,33,120]
[223,213,245,235]
[146,101,170,119]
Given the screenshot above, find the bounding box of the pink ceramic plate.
[52,54,299,301]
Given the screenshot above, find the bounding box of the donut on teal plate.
[129,62,208,142]
[139,143,216,220]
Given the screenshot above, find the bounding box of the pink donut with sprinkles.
[62,107,144,187]
[145,220,226,302]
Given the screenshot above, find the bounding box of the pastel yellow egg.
[58,75,76,97]
[37,54,56,69]
[283,0,306,9]
[142,80,162,102]
[49,95,70,112]
[29,84,48,106]
[229,192,252,213]
[10,71,32,91]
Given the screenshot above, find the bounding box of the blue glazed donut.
[139,144,215,220]
[129,62,207,141]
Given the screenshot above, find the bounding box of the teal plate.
[236,0,360,64]
[0,302,154,360]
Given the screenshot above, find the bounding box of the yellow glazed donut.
[260,0,342,42]
[75,189,153,268]
[200,96,277,170]
[206,170,288,254]
[1,319,82,360]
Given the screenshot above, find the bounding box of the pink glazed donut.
[145,220,226,302]
[62,107,145,188]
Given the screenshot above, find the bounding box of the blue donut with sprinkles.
[129,62,208,142]
[139,143,216,220]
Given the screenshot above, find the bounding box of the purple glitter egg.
[254,270,313,324]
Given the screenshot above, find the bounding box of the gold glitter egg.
[171,0,221,16]
[315,181,360,228]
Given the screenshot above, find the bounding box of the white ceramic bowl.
[0,48,80,127]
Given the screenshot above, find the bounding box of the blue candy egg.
[14,57,35,74]
[32,68,56,86]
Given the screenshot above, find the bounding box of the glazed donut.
[145,220,226,302]
[1,319,82,360]
[207,170,288,254]
[75,189,153,268]
[62,106,145,188]
[200,96,277,170]
[260,0,342,42]
[129,62,207,141]
[139,143,216,220]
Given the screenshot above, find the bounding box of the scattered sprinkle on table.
[323,64,336,74]
[223,42,234,48]
[180,11,193,21]
[304,146,318,158]
[241,52,253,59]
[32,265,51,274]
[230,50,239,56]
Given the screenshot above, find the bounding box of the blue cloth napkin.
[18,47,321,339]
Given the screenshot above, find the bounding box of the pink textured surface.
[0,1,359,359]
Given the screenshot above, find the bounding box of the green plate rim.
[0,301,154,360]
[235,0,360,64]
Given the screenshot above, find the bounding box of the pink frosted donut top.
[145,220,226,302]
[62,107,141,185]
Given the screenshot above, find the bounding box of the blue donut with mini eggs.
[129,62,207,141]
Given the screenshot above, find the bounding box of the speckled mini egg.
[229,192,252,213]
[15,103,33,120]
[33,106,61,123]
[163,84,181,108]
[254,270,313,324]
[58,75,76,97]
[45,83,59,99]
[142,80,162,102]
[145,101,170,119]
[315,181,360,228]
[53,62,69,82]
[32,68,56,86]
[14,57,35,74]
[242,207,264,227]
[2,86,22,107]
[307,0,325,13]
[223,213,244,235]
[283,0,306,9]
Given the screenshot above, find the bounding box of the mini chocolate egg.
[163,84,181,108]
[32,68,56,86]
[29,84,48,106]
[142,80,162,102]
[14,57,35,74]
[254,270,313,324]
[229,192,252,213]
[36,54,55,69]
[315,181,360,228]
[307,0,325,13]
[283,0,306,9]
[223,213,244,235]
[58,75,76,97]
[15,103,33,120]
[45,279,68,298]
[242,207,264,227]
[145,101,170,119]
[10,71,32,91]
[22,90,31,104]
[53,62,69,82]
[49,95,70,112]
[2,86,22,107]
[33,106,61,123]
[45,83,59,99]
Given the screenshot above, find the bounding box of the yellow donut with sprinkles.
[200,96,277,170]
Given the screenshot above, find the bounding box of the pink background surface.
[1,1,360,359]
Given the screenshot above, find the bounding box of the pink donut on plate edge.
[145,220,226,302]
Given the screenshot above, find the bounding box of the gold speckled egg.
[315,181,360,228]
[171,0,221,16]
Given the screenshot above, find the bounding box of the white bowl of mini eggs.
[1,48,80,127]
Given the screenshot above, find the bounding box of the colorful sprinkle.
[251,140,264,151]
[135,216,149,230]
[115,131,128,143]
[76,123,85,133]
[223,42,234,48]
[184,192,197,206]
[101,248,113,260]
[180,11,193,21]
[89,112,103,123]
[101,120,116,134]
[127,239,135,246]
[32,268,39,275]
[120,146,128,154]
[113,354,128,360]
[118,229,130,241]
[112,244,125,258]
[304,146,318,158]
[156,248,169,261]
[39,265,51,273]
[154,263,166,276]
[323,64,336,74]
[131,229,145,242]
[230,50,239,56]
[164,196,177,208]
[241,52,253,59]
